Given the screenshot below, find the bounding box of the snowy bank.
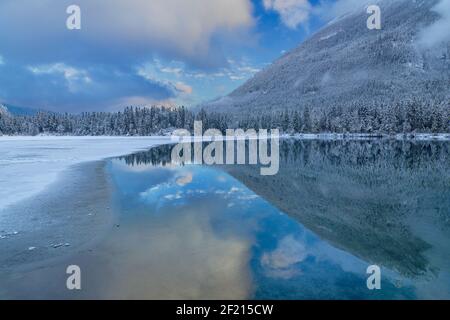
[284,133,450,141]
[0,136,172,212]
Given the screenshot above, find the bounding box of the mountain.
[202,0,450,117]
[0,104,39,116]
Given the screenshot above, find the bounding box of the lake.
[102,139,450,299]
[1,138,449,299]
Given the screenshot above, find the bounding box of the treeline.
[238,99,449,134]
[119,139,450,171]
[0,106,229,136]
[0,99,448,136]
[0,106,239,136]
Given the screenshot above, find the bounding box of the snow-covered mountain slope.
[203,0,450,115]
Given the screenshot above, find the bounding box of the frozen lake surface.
[0,136,172,212]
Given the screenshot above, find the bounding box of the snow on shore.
[0,136,172,212]
[284,133,450,141]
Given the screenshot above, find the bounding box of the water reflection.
[114,139,449,299]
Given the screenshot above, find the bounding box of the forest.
[0,99,448,136]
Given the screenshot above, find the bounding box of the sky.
[2,0,445,113]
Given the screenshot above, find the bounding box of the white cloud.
[0,0,254,67]
[160,67,183,76]
[176,172,194,186]
[137,56,262,106]
[28,63,88,80]
[28,63,92,92]
[237,66,261,74]
[174,82,193,95]
[0,55,4,65]
[137,64,192,96]
[260,235,307,279]
[418,0,450,48]
[263,0,312,29]
[135,62,195,107]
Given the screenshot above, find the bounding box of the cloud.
[161,67,184,76]
[0,0,254,69]
[176,172,194,186]
[0,62,175,112]
[263,0,312,29]
[91,207,252,299]
[260,235,307,279]
[0,55,4,65]
[136,57,262,106]
[0,1,264,110]
[262,0,375,29]
[137,64,193,97]
[28,63,92,93]
[418,0,450,48]
[174,82,193,95]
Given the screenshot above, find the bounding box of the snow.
[0,136,172,212]
[319,31,339,41]
[284,133,450,141]
[202,0,450,119]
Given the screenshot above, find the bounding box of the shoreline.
[283,133,450,141]
[0,161,116,273]
[1,132,449,141]
[0,159,126,299]
[0,136,172,212]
